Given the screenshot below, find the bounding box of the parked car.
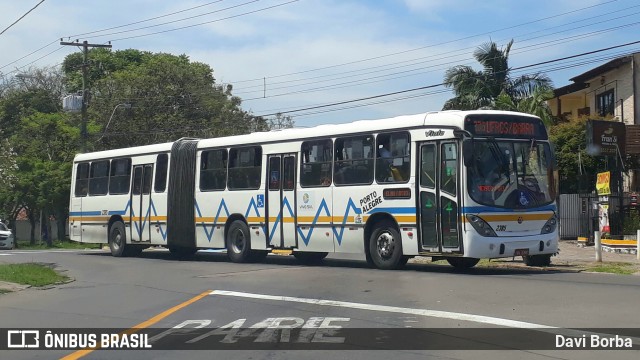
[0,222,14,250]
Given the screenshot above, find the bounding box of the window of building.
[75,163,90,197]
[200,149,228,191]
[154,153,169,193]
[334,135,374,185]
[597,89,615,117]
[109,158,131,194]
[376,132,410,183]
[228,146,262,190]
[89,160,110,196]
[301,139,333,187]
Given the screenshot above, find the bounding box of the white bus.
[69,110,559,269]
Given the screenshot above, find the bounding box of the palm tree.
[442,40,554,123]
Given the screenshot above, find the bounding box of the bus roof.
[73,110,540,161]
[74,142,174,162]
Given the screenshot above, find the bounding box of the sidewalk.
[554,240,639,266]
[487,240,640,274]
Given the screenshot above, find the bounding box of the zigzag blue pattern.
[130,199,167,241]
[268,196,296,241]
[297,198,362,246]
[195,197,265,242]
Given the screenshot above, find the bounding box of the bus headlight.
[541,215,558,234]
[466,215,497,237]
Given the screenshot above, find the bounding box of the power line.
[228,0,621,84]
[0,38,58,71]
[79,0,261,41]
[237,22,640,101]
[101,18,640,105]
[66,0,226,39]
[0,0,46,36]
[254,41,640,118]
[107,0,299,42]
[232,7,640,96]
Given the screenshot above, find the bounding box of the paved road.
[0,249,639,359]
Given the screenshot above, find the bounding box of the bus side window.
[376,132,410,183]
[109,158,132,195]
[200,149,227,191]
[228,146,261,190]
[154,153,169,193]
[75,163,90,197]
[89,160,110,196]
[334,135,374,186]
[300,139,333,187]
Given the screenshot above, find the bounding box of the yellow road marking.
[60,290,211,360]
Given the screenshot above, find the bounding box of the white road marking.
[6,249,106,254]
[210,290,552,329]
[0,253,12,256]
[210,290,640,345]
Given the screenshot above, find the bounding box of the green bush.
[623,210,640,235]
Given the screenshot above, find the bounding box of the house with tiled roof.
[547,53,639,124]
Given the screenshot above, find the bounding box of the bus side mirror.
[462,140,474,166]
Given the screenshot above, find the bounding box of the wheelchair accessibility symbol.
[256,194,264,208]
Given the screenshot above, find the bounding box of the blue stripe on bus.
[70,200,131,217]
[70,211,102,216]
[367,207,416,214]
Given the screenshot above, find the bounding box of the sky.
[0,0,639,127]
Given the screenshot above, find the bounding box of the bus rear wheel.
[446,257,480,269]
[523,254,551,267]
[369,222,404,270]
[108,222,127,257]
[226,220,253,263]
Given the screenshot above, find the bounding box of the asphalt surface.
[0,246,639,359]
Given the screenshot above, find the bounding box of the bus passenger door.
[266,153,298,249]
[418,142,461,253]
[130,164,153,242]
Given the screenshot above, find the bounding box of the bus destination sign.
[464,115,548,140]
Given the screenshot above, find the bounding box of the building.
[548,52,640,192]
[548,53,639,125]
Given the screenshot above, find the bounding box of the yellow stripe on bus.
[297,216,332,223]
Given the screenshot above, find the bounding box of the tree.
[0,67,75,244]
[548,116,604,194]
[442,40,554,124]
[267,113,295,129]
[8,112,78,244]
[62,49,268,150]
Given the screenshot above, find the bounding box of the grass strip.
[0,263,69,287]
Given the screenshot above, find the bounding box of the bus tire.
[523,254,551,267]
[446,257,480,269]
[369,222,404,270]
[293,252,328,264]
[226,220,253,263]
[108,221,127,257]
[397,256,410,269]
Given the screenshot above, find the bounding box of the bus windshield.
[467,139,555,209]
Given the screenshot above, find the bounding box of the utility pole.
[60,40,112,152]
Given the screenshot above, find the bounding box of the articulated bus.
[69,110,559,270]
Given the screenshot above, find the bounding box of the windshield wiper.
[487,138,511,182]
